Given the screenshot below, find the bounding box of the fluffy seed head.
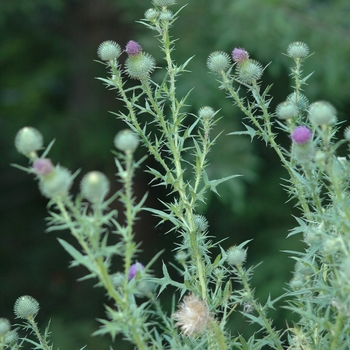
[145,8,158,20]
[207,51,231,73]
[308,101,337,125]
[0,318,11,335]
[286,42,309,59]
[291,126,312,144]
[159,9,173,21]
[236,59,263,84]
[153,0,176,6]
[38,166,73,198]
[97,40,121,61]
[128,262,145,280]
[275,101,298,120]
[125,53,156,80]
[125,40,142,56]
[232,47,249,62]
[33,158,54,176]
[114,129,140,153]
[81,171,110,203]
[14,295,40,319]
[226,246,247,266]
[172,294,211,336]
[15,127,43,156]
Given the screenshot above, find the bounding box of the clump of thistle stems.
[6,1,350,349]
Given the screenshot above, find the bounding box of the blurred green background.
[1,0,350,348]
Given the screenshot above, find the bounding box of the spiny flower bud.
[15,127,43,157]
[125,40,142,56]
[97,40,121,61]
[38,166,73,198]
[111,272,125,287]
[232,47,249,62]
[145,8,158,20]
[128,262,145,280]
[198,106,215,120]
[14,295,40,319]
[291,126,312,144]
[275,101,298,120]
[33,158,54,176]
[125,53,156,80]
[193,214,209,232]
[287,92,309,112]
[226,246,247,266]
[0,318,10,335]
[4,329,19,345]
[344,126,350,141]
[114,129,139,153]
[153,0,176,6]
[308,101,337,125]
[236,59,263,84]
[207,51,231,73]
[172,294,211,337]
[286,42,309,59]
[80,171,110,203]
[159,9,173,21]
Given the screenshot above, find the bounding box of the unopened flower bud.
[97,40,121,61]
[207,51,230,73]
[198,106,215,121]
[38,166,73,198]
[308,101,337,125]
[159,9,173,21]
[275,101,298,120]
[4,329,19,345]
[287,92,309,112]
[145,8,158,20]
[114,129,139,153]
[14,295,40,319]
[33,158,54,176]
[153,0,176,6]
[193,214,209,232]
[15,127,43,157]
[236,59,263,84]
[232,47,249,62]
[81,171,110,203]
[226,246,247,266]
[128,262,145,280]
[125,53,156,80]
[125,40,142,56]
[344,126,350,141]
[286,42,309,59]
[291,126,312,144]
[0,318,10,335]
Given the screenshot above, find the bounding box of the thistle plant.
[5,1,350,349]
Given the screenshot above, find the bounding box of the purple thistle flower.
[128,262,144,280]
[33,158,54,176]
[232,47,249,62]
[125,40,142,56]
[291,126,312,144]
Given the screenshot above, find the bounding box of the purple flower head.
[33,158,54,176]
[128,262,144,280]
[125,40,142,56]
[291,126,312,144]
[232,47,249,62]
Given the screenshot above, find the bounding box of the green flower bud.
[0,318,10,335]
[38,166,73,198]
[308,101,337,125]
[286,92,309,112]
[198,106,215,120]
[111,272,125,288]
[159,9,173,21]
[14,295,40,319]
[275,101,298,120]
[4,329,19,345]
[226,246,247,266]
[193,215,209,233]
[344,126,350,141]
[97,40,121,61]
[114,129,139,153]
[81,171,110,203]
[15,127,43,157]
[125,53,156,80]
[286,42,309,59]
[153,0,176,6]
[236,59,263,84]
[207,51,231,73]
[145,8,158,21]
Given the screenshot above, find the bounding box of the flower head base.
[286,42,309,59]
[38,166,73,198]
[232,47,249,62]
[172,294,211,337]
[207,51,230,73]
[125,40,142,56]
[308,101,337,125]
[291,126,312,144]
[275,101,298,120]
[114,129,140,153]
[128,262,145,280]
[125,53,156,80]
[15,127,43,158]
[14,295,40,319]
[97,40,121,61]
[236,59,263,84]
[33,158,54,176]
[80,171,110,203]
